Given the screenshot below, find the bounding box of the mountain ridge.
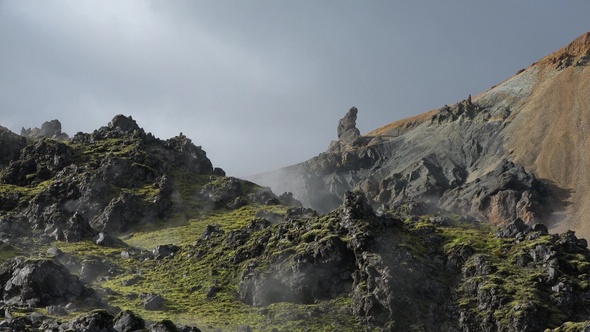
[249,31,590,239]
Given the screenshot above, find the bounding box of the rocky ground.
[2,116,590,331]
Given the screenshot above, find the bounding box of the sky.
[1,1,589,177]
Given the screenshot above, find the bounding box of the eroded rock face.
[439,159,548,226]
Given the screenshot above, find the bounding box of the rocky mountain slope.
[249,31,590,240]
[2,116,590,330]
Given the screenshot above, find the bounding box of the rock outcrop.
[0,257,101,307]
[0,114,244,242]
[337,106,361,144]
[21,119,69,140]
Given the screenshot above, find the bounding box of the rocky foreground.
[2,116,590,331]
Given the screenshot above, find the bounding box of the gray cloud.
[1,1,589,176]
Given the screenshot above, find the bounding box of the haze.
[1,1,589,176]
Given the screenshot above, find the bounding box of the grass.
[49,202,364,332]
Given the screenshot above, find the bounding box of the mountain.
[2,33,590,331]
[249,31,590,239]
[2,115,590,331]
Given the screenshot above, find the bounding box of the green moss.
[0,244,20,264]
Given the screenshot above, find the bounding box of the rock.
[239,234,355,307]
[27,311,45,325]
[94,232,127,247]
[337,107,361,144]
[144,294,164,311]
[440,160,547,227]
[46,305,69,316]
[113,309,145,332]
[278,192,303,207]
[0,257,100,307]
[148,319,182,332]
[205,286,221,298]
[532,223,549,234]
[61,309,114,332]
[21,119,69,140]
[121,275,143,287]
[79,258,113,283]
[200,225,223,240]
[152,244,180,260]
[497,217,530,238]
[46,246,63,258]
[64,302,78,312]
[0,125,27,168]
[90,192,147,234]
[108,115,142,134]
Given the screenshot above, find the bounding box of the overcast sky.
[1,1,589,176]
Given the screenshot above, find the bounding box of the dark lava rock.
[61,309,115,332]
[148,319,202,332]
[90,192,148,234]
[144,294,164,311]
[239,232,356,307]
[46,304,69,316]
[0,257,100,307]
[152,244,180,260]
[205,286,221,298]
[113,309,145,332]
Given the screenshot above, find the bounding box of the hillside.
[4,116,590,330]
[250,31,590,240]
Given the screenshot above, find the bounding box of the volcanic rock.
[0,258,101,307]
[21,119,69,140]
[113,309,145,332]
[337,106,361,145]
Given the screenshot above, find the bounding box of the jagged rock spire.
[337,107,361,144]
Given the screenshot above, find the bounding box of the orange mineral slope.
[503,31,590,237]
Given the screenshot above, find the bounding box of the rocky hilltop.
[249,31,590,239]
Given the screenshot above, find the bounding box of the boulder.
[143,294,164,311]
[113,309,145,332]
[94,232,127,248]
[0,258,100,307]
[61,309,114,332]
[152,244,180,260]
